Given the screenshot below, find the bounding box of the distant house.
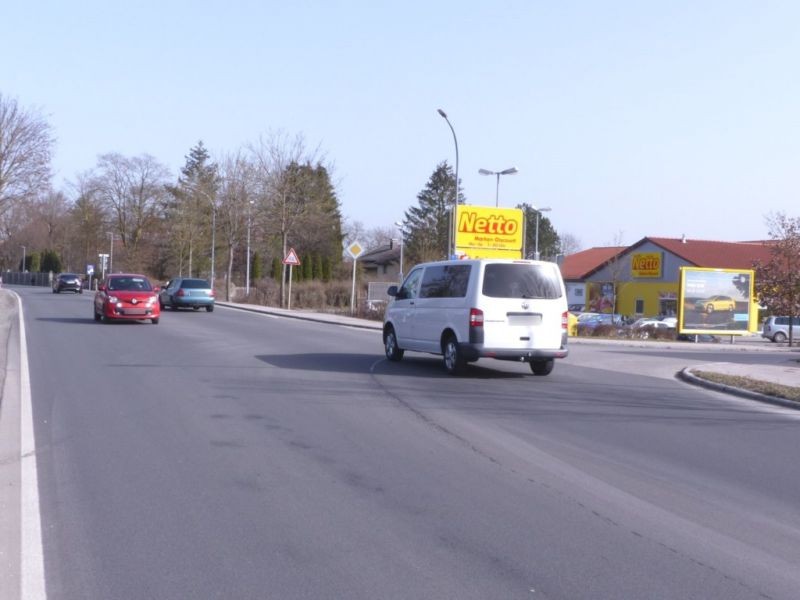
[359,242,402,282]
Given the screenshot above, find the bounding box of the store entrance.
[659,298,677,317]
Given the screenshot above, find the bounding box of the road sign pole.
[351,258,357,316]
[287,265,293,310]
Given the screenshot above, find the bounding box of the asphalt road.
[5,286,800,599]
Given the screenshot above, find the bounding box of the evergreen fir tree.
[251,251,262,281]
[403,162,461,264]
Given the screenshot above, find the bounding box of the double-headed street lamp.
[478,167,518,207]
[533,206,552,260]
[437,108,459,258]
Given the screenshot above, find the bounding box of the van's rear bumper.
[459,343,568,362]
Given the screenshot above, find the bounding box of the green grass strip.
[692,371,800,403]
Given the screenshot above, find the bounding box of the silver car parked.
[761,316,800,343]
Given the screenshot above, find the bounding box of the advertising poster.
[454,205,524,259]
[678,267,756,334]
[587,282,615,314]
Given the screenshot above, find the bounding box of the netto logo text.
[458,212,518,235]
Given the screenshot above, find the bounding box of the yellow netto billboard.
[454,205,524,259]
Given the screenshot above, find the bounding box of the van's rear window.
[482,264,562,299]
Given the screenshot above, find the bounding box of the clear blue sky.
[3,1,798,249]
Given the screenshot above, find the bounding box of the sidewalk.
[215,300,383,331]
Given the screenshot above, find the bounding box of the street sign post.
[282,248,302,310]
[346,241,365,315]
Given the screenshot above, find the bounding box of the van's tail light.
[469,308,484,327]
[561,311,569,330]
[209,289,215,297]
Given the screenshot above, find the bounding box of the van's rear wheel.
[773,331,787,343]
[530,359,554,376]
[384,327,404,361]
[443,335,466,375]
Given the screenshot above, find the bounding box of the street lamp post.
[394,221,405,282]
[533,207,552,260]
[478,167,518,207]
[437,108,459,258]
[107,232,114,274]
[99,253,109,280]
[245,200,254,296]
[210,202,216,288]
[192,185,217,288]
[20,245,26,272]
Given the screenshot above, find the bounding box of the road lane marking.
[18,296,46,599]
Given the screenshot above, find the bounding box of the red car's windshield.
[107,277,152,292]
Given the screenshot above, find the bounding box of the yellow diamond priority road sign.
[346,241,364,259]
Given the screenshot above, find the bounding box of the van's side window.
[419,265,471,298]
[482,264,562,299]
[397,268,423,300]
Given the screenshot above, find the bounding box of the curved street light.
[437,109,459,258]
[478,167,518,207]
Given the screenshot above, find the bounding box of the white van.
[382,258,569,375]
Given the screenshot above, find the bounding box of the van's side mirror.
[387,285,398,298]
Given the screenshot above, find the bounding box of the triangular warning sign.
[282,248,301,266]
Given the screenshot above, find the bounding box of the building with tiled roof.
[560,237,772,323]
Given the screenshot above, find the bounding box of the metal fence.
[1,271,53,287]
[366,281,397,309]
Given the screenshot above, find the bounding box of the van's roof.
[413,258,557,267]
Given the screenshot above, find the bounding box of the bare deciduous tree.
[559,232,582,256]
[0,93,54,217]
[217,151,254,300]
[68,172,110,275]
[91,153,171,272]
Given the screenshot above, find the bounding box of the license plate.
[507,312,542,326]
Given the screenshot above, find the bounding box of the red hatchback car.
[94,274,161,324]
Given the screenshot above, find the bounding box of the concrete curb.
[215,301,383,331]
[678,367,800,411]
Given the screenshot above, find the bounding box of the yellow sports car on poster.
[694,295,736,313]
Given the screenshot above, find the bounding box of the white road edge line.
[18,296,46,599]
